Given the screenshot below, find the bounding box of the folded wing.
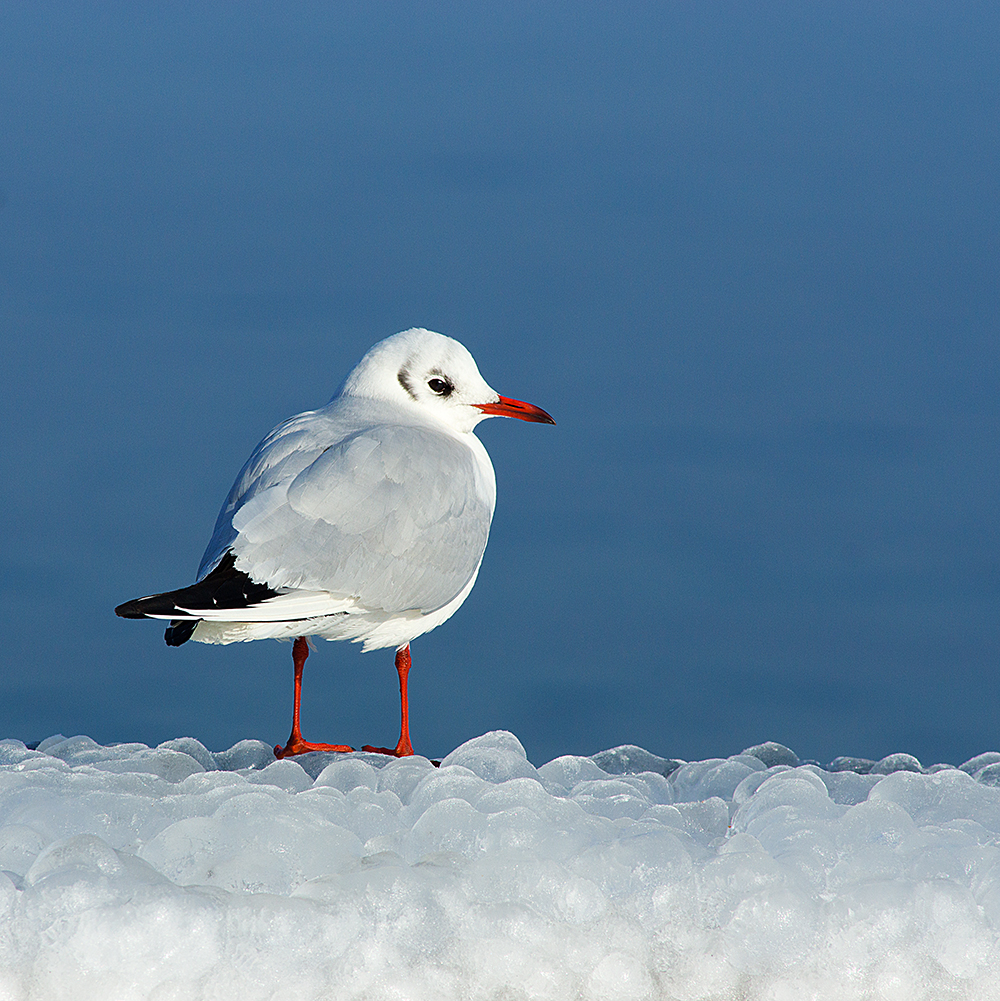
[199,420,493,618]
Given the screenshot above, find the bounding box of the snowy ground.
[3,732,1000,1000]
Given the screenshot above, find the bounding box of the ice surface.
[2,734,1000,999]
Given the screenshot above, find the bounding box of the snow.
[3,732,1000,999]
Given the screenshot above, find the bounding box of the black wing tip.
[115,594,183,618]
[116,551,278,627]
[115,599,153,619]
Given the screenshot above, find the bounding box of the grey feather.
[197,402,494,616]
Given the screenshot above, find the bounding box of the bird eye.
[427,378,453,396]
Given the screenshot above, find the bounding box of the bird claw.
[361,742,414,757]
[274,738,355,758]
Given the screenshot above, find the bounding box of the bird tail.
[114,552,279,647]
[164,620,198,646]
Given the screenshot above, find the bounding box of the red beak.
[475,395,556,425]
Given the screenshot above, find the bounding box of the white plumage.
[117,328,554,757]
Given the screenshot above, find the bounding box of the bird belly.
[189,559,483,651]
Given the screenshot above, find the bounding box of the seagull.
[116,328,555,759]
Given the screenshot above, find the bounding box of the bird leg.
[274,636,355,758]
[362,644,415,757]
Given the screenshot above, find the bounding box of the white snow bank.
[2,731,1000,1000]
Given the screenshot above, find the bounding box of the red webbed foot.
[360,736,415,757]
[274,737,355,759]
[358,646,417,758]
[275,638,355,758]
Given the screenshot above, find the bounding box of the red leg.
[274,636,354,758]
[362,644,415,757]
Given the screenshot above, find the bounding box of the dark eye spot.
[428,377,453,397]
[397,368,416,399]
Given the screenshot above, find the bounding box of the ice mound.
[2,732,1000,999]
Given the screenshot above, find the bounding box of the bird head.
[339,328,555,433]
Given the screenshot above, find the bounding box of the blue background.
[2,2,998,766]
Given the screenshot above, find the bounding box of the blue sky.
[2,2,998,765]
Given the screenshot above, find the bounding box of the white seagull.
[116,328,555,758]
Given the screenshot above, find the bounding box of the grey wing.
[222,424,493,613]
[197,412,332,579]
